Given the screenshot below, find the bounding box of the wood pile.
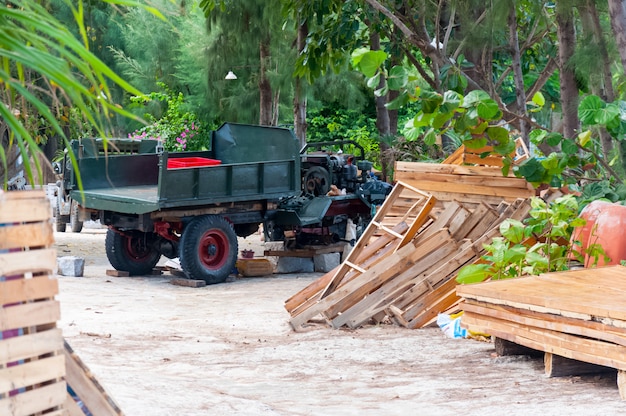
[457,265,626,399]
[285,160,534,331]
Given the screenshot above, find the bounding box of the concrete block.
[57,256,85,277]
[276,257,314,274]
[314,252,341,273]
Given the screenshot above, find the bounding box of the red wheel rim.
[124,236,152,262]
[198,229,228,270]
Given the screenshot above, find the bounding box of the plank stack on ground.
[457,266,626,399]
[285,161,534,331]
[0,190,65,415]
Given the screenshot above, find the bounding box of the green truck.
[66,123,389,284]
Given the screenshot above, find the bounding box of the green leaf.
[441,90,461,113]
[546,132,563,147]
[578,130,592,147]
[456,264,493,284]
[357,50,387,77]
[413,111,434,128]
[532,92,545,107]
[596,103,620,125]
[424,128,437,145]
[529,129,548,145]
[366,73,381,89]
[500,219,526,244]
[517,158,547,183]
[421,90,443,113]
[476,99,501,120]
[462,90,491,107]
[387,65,408,90]
[486,126,509,143]
[561,138,578,155]
[578,95,604,125]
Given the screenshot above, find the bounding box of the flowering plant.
[128,83,210,152]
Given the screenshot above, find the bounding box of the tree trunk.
[508,4,529,147]
[581,0,615,159]
[608,0,626,71]
[259,40,274,126]
[293,21,308,148]
[555,3,579,139]
[370,31,391,182]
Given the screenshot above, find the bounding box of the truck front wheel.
[105,229,161,275]
[179,215,238,284]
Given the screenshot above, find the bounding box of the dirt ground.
[54,227,625,415]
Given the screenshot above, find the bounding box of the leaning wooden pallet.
[287,182,436,330]
[0,190,65,416]
[457,266,626,400]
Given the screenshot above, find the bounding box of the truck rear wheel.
[55,207,67,232]
[69,200,83,233]
[179,215,238,284]
[105,229,161,275]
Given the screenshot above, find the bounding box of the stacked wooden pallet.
[394,161,535,206]
[442,137,530,167]
[285,178,532,331]
[457,266,626,399]
[0,190,64,415]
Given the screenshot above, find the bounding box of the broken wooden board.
[64,340,124,415]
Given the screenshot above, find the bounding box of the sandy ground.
[54,227,626,415]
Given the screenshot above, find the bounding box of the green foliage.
[0,0,149,188]
[456,195,609,284]
[128,83,210,152]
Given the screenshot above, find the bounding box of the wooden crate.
[0,190,65,415]
[236,259,274,277]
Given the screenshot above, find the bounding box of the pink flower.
[181,132,187,138]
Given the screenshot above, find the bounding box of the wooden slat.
[0,275,58,305]
[0,300,60,332]
[395,171,531,189]
[457,266,626,322]
[0,222,54,250]
[0,248,57,277]
[0,354,65,393]
[461,300,626,347]
[65,392,88,416]
[395,161,512,177]
[0,191,51,223]
[0,328,63,364]
[462,311,626,371]
[65,341,124,416]
[0,381,66,416]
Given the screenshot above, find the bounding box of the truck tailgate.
[75,185,159,215]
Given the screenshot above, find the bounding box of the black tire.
[55,207,67,232]
[69,200,83,233]
[105,229,161,275]
[179,215,238,284]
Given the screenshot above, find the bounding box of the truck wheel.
[179,215,238,284]
[105,229,161,275]
[69,200,83,233]
[55,207,67,232]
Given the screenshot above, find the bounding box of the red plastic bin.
[167,157,221,169]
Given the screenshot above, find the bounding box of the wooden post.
[545,352,615,378]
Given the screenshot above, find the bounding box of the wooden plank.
[619,370,626,400]
[407,286,461,329]
[0,328,63,364]
[0,222,54,250]
[398,179,533,199]
[0,248,57,277]
[0,380,66,416]
[64,340,123,416]
[0,300,60,332]
[0,275,58,305]
[395,171,531,189]
[457,266,626,322]
[65,392,88,416]
[0,354,65,393]
[0,191,51,223]
[106,269,130,277]
[395,161,510,177]
[264,243,346,257]
[545,352,614,377]
[462,312,626,370]
[451,203,495,240]
[170,278,207,288]
[461,301,626,348]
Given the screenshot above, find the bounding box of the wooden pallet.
[394,161,535,206]
[0,190,65,415]
[457,265,626,399]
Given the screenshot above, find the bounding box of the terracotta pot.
[574,201,626,267]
